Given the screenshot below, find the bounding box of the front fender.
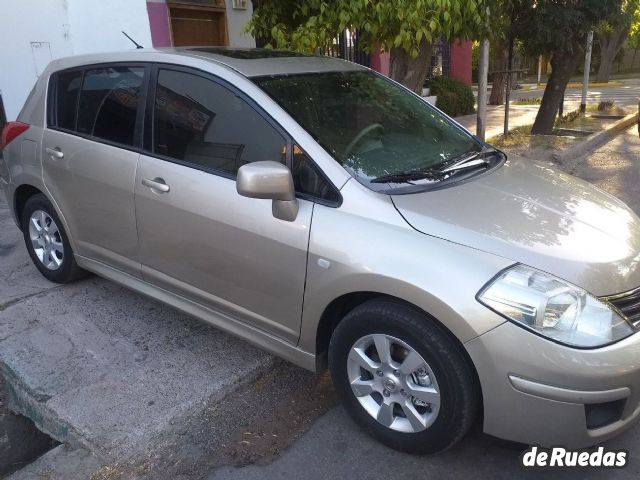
[299,188,512,355]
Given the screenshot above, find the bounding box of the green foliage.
[247,0,489,57]
[511,0,622,57]
[428,76,475,116]
[598,0,639,34]
[629,3,640,48]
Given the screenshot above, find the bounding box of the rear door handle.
[142,177,170,193]
[45,147,64,159]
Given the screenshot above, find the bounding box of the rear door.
[42,64,148,276]
[134,66,312,342]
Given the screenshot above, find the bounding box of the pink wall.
[449,40,472,86]
[147,1,172,48]
[370,49,390,76]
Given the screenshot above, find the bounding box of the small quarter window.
[77,66,144,146]
[292,146,341,204]
[52,70,82,131]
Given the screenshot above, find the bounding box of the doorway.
[169,3,228,47]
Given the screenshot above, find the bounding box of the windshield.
[253,71,482,191]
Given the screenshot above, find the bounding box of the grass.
[488,125,577,151]
[585,100,628,116]
[487,125,533,149]
[511,97,542,105]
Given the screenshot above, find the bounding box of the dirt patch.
[88,360,339,480]
[218,364,337,467]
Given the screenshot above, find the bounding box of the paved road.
[460,78,639,138]
[511,78,640,110]
[208,127,640,480]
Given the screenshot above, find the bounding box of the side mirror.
[236,161,299,221]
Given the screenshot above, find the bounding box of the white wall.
[224,0,255,48]
[65,0,153,55]
[0,0,152,120]
[0,0,73,120]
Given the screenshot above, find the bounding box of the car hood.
[392,156,640,296]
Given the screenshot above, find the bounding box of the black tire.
[329,298,479,454]
[21,194,86,283]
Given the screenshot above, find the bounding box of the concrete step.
[0,277,275,462]
[6,445,103,480]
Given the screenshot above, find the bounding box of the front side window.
[254,71,484,192]
[153,69,285,176]
[51,70,82,131]
[77,66,145,146]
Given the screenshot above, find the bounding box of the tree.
[488,39,508,105]
[477,2,511,106]
[595,0,640,83]
[511,0,622,135]
[626,4,640,70]
[247,0,487,93]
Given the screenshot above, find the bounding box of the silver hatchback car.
[3,48,640,454]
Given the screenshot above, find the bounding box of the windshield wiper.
[370,148,499,185]
[370,168,446,184]
[438,148,496,173]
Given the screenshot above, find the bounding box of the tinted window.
[53,70,82,130]
[153,69,285,176]
[77,66,144,146]
[292,146,340,204]
[254,71,481,191]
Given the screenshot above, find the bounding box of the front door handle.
[45,147,64,159]
[142,177,170,193]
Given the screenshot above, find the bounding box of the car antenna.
[122,31,144,49]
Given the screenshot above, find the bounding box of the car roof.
[48,47,367,78]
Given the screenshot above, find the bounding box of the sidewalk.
[454,101,585,140]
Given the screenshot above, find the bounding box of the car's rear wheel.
[21,194,86,283]
[329,298,479,454]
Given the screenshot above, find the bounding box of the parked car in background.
[3,49,640,453]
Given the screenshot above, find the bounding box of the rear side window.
[52,70,82,131]
[77,66,145,146]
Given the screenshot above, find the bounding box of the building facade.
[0,0,471,122]
[0,0,254,121]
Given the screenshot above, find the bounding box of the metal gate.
[323,29,370,67]
[425,39,451,82]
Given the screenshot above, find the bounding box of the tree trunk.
[489,40,508,105]
[596,28,629,83]
[389,40,432,94]
[531,51,582,135]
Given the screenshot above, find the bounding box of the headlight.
[477,264,634,348]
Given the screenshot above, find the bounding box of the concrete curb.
[552,111,639,165]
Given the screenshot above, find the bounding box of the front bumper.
[465,321,640,448]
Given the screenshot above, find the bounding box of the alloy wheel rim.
[29,210,64,271]
[347,334,440,433]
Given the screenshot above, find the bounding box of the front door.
[42,65,147,276]
[134,67,311,343]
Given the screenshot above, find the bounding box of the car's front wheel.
[329,298,479,454]
[21,194,86,283]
